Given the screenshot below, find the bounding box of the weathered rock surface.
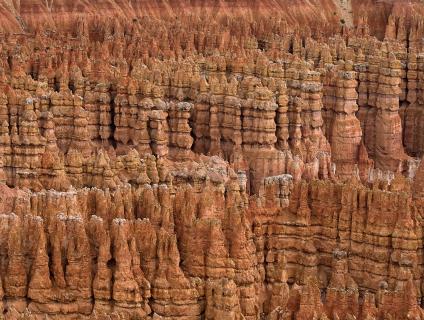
[0,3,424,319]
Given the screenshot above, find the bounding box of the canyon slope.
[0,0,419,36]
[0,0,424,319]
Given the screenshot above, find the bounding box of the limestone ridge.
[0,6,423,320]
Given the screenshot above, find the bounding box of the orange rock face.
[0,2,424,319]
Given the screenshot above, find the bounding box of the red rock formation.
[323,61,364,180]
[0,4,422,319]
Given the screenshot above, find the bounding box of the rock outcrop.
[0,3,423,319]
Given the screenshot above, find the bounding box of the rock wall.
[0,6,423,320]
[1,159,424,319]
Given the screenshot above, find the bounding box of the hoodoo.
[0,0,423,319]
